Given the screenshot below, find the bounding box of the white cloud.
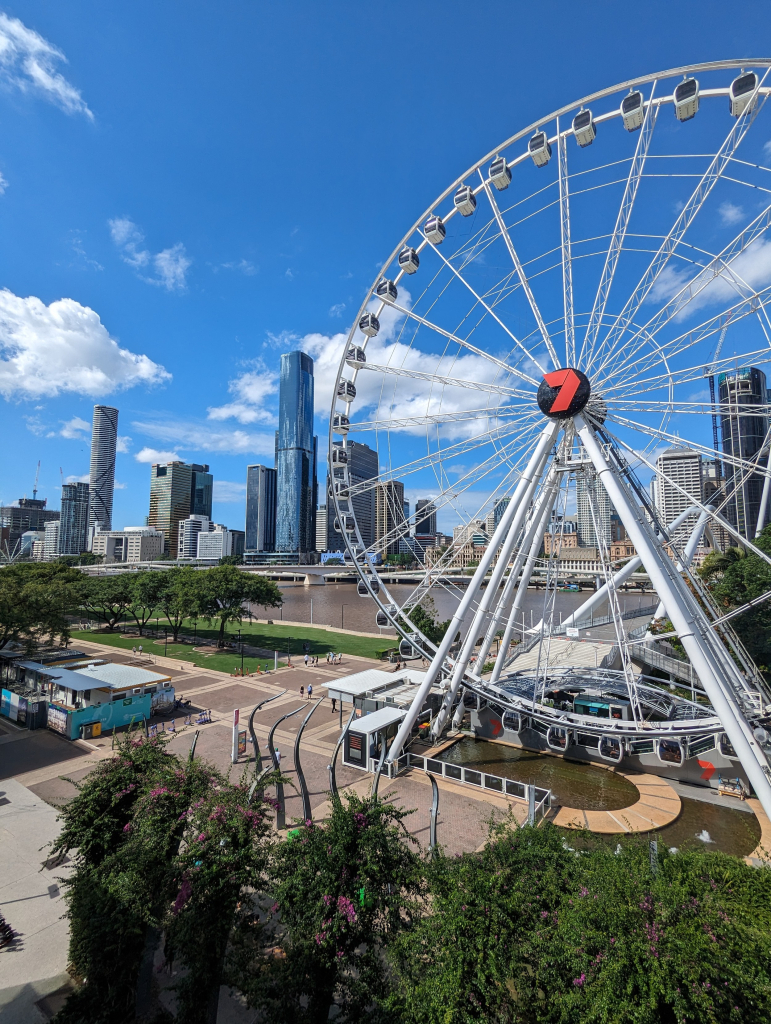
[221,259,257,276]
[135,447,180,464]
[0,13,92,119]
[114,480,127,490]
[109,218,191,291]
[59,415,90,438]
[647,236,771,319]
[207,364,277,424]
[719,201,743,226]
[214,480,246,502]
[65,473,89,484]
[116,435,132,453]
[285,268,294,280]
[764,140,771,158]
[0,172,7,195]
[329,303,346,318]
[133,419,275,457]
[0,289,170,399]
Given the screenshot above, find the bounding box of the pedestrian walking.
[331,697,337,713]
[132,646,137,656]
[307,683,313,700]
[304,653,309,667]
[139,645,143,655]
[300,685,304,699]
[275,748,281,766]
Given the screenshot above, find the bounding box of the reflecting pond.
[437,737,639,811]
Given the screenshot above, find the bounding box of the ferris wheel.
[328,60,771,820]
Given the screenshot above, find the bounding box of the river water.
[261,582,655,636]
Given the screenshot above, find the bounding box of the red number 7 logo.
[543,369,581,414]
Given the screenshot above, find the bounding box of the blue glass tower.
[276,351,317,556]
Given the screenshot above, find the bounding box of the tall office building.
[60,482,90,555]
[375,480,407,557]
[576,468,612,548]
[316,504,328,553]
[485,496,511,537]
[276,352,317,557]
[654,447,702,544]
[190,464,213,519]
[88,405,119,534]
[245,465,277,552]
[719,367,769,538]
[148,462,195,559]
[327,440,378,552]
[415,498,437,537]
[43,520,60,561]
[178,514,211,559]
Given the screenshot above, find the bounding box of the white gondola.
[398,246,420,274]
[331,446,348,465]
[358,312,380,337]
[674,76,699,122]
[332,414,350,434]
[657,737,685,766]
[343,516,356,533]
[546,725,569,751]
[598,735,624,764]
[572,108,596,147]
[399,636,421,659]
[357,577,380,596]
[489,156,511,190]
[376,279,397,301]
[346,346,366,368]
[337,380,356,400]
[454,185,477,216]
[424,215,446,244]
[502,710,522,733]
[376,610,389,627]
[334,481,349,499]
[719,733,739,759]
[729,70,758,117]
[528,130,552,167]
[620,90,645,132]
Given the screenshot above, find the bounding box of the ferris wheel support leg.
[431,446,560,740]
[575,415,771,822]
[755,451,771,538]
[489,480,561,685]
[385,420,560,764]
[654,507,712,620]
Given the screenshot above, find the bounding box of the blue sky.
[1,2,770,533]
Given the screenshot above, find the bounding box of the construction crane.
[32,460,40,500]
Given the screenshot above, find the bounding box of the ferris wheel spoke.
[595,201,771,380]
[557,120,576,367]
[603,412,754,474]
[580,84,659,369]
[350,403,533,432]
[378,298,539,386]
[588,75,770,377]
[420,230,551,376]
[604,398,771,415]
[478,171,559,367]
[355,360,533,399]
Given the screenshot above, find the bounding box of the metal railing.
[388,751,551,822]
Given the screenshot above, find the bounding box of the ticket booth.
[343,706,406,772]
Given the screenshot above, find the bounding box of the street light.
[164,628,168,657]
[341,604,349,630]
[238,628,244,675]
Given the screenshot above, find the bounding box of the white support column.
[489,476,561,684]
[654,506,712,620]
[386,419,560,763]
[431,440,560,739]
[575,414,771,822]
[756,450,771,538]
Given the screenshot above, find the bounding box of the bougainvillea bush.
[386,820,771,1024]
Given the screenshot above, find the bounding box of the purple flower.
[573,973,586,987]
[172,877,193,916]
[122,822,132,833]
[578,886,589,897]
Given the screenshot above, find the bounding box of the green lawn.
[72,617,396,670]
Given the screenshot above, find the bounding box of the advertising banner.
[48,705,69,736]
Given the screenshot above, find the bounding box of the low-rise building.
[92,527,164,563]
[197,525,245,560]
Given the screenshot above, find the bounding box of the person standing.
[307,683,313,700]
[331,696,337,713]
[299,685,304,699]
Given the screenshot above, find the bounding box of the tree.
[401,597,451,646]
[196,565,282,648]
[126,570,168,636]
[0,561,83,652]
[80,573,134,631]
[159,566,202,642]
[228,794,422,1024]
[387,821,771,1024]
[219,553,244,566]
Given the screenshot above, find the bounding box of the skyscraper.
[327,440,378,552]
[60,482,90,555]
[654,447,702,544]
[148,462,195,559]
[43,520,60,561]
[719,367,769,537]
[415,499,437,537]
[88,405,118,534]
[576,468,612,548]
[484,496,510,538]
[190,464,213,519]
[276,351,317,557]
[376,480,407,557]
[0,498,58,554]
[245,465,277,551]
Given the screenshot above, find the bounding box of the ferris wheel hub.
[536,367,592,418]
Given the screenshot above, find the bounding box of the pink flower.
[573,973,586,987]
[122,822,132,833]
